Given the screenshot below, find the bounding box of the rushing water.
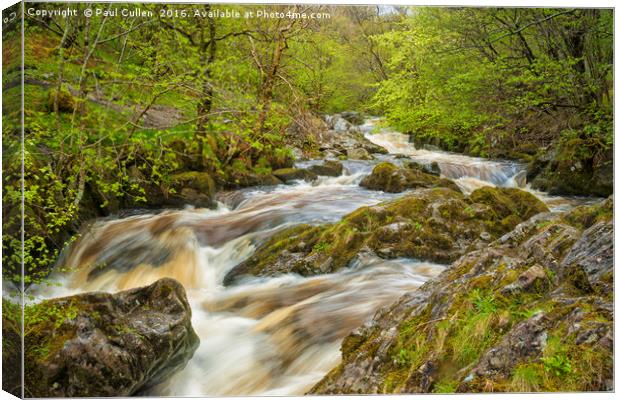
[33,118,595,396]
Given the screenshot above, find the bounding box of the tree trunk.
[254,31,287,136]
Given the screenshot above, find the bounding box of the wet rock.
[330,115,353,132]
[227,171,283,188]
[272,167,318,183]
[347,148,373,160]
[340,111,365,126]
[406,160,441,176]
[309,197,612,394]
[528,146,612,197]
[318,115,388,157]
[360,162,459,193]
[307,160,344,177]
[20,278,199,397]
[422,144,442,152]
[224,187,548,284]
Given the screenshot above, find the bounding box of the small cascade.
[363,122,527,192]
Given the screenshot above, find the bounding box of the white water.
[362,119,595,211]
[31,118,595,396]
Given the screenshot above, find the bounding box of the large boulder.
[16,278,199,397]
[309,198,613,394]
[360,162,460,193]
[223,187,548,284]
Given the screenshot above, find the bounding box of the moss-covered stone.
[20,278,199,397]
[168,171,217,207]
[224,187,549,284]
[360,162,461,193]
[226,170,283,188]
[307,160,344,177]
[308,197,612,395]
[528,146,612,197]
[272,167,318,183]
[46,87,76,113]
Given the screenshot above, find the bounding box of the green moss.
[469,187,549,222]
[361,162,461,193]
[563,197,613,229]
[170,171,216,194]
[46,87,76,113]
[433,378,459,393]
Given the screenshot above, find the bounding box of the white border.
[0,1,616,400]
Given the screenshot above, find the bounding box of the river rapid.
[33,119,594,396]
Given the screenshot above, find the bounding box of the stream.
[34,119,594,396]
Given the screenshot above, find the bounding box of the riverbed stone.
[347,148,373,160]
[360,162,459,193]
[273,167,318,183]
[307,160,344,177]
[13,278,199,397]
[406,160,441,176]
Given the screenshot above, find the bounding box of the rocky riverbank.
[309,197,613,394]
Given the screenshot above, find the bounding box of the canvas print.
[1,1,614,397]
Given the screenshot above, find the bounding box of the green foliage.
[542,354,573,377]
[433,379,458,393]
[313,242,331,253]
[369,8,613,158]
[24,300,79,332]
[510,364,542,392]
[470,289,497,315]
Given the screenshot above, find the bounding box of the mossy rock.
[46,87,76,113]
[167,171,216,207]
[226,171,283,188]
[405,160,441,176]
[224,186,549,284]
[21,278,199,397]
[469,186,548,222]
[307,160,344,177]
[528,147,612,197]
[170,171,216,194]
[272,167,318,183]
[360,162,460,193]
